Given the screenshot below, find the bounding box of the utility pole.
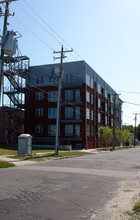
[0,0,18,105]
[133,113,140,147]
[112,93,116,150]
[53,45,73,155]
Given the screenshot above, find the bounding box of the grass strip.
[99,146,137,151]
[124,201,140,219]
[9,151,91,162]
[0,161,15,168]
[0,145,55,156]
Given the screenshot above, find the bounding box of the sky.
[0,0,140,126]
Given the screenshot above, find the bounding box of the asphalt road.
[0,147,140,220]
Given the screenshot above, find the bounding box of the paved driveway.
[0,147,140,220]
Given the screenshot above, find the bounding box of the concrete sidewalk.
[0,155,36,166]
[0,149,108,166]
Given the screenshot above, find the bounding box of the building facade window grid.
[75,125,80,137]
[48,91,58,102]
[91,110,93,120]
[98,98,101,108]
[26,61,122,149]
[48,108,57,119]
[35,108,44,117]
[86,125,90,136]
[91,126,94,137]
[75,107,80,119]
[86,91,90,103]
[65,90,73,101]
[75,89,80,102]
[98,113,101,123]
[91,94,93,104]
[86,108,90,120]
[36,76,43,84]
[65,107,73,119]
[65,125,73,136]
[35,125,44,133]
[48,125,56,136]
[36,92,44,100]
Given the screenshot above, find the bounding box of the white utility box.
[18,134,32,156]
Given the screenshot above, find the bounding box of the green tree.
[121,129,131,146]
[136,124,140,141]
[115,127,121,146]
[100,126,113,147]
[122,125,134,133]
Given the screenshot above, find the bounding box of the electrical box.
[1,31,17,56]
[18,134,32,156]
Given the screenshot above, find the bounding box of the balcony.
[61,136,82,141]
[61,99,83,106]
[60,118,82,123]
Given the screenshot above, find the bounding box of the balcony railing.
[60,117,82,123]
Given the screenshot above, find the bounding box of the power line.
[116,90,140,94]
[16,1,62,46]
[13,16,54,51]
[22,0,83,61]
[23,0,82,58]
[123,101,140,107]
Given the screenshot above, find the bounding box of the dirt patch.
[105,174,140,220]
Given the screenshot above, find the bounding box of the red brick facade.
[25,83,121,149]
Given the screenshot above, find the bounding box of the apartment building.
[25,60,122,149]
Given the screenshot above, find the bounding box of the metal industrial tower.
[0,0,30,144]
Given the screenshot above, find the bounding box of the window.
[75,107,80,119]
[48,125,56,136]
[48,108,57,119]
[65,90,73,101]
[86,91,90,102]
[48,91,58,102]
[36,76,43,84]
[36,108,44,117]
[48,76,52,84]
[75,125,80,137]
[98,98,101,108]
[105,103,107,112]
[94,82,96,89]
[105,90,107,98]
[111,95,113,103]
[98,84,101,94]
[65,107,73,119]
[101,87,104,95]
[75,72,80,81]
[91,94,93,104]
[111,119,113,127]
[36,92,44,100]
[91,110,93,120]
[90,78,93,89]
[86,108,90,119]
[91,126,94,137]
[75,89,80,102]
[86,74,90,87]
[65,73,73,82]
[86,125,90,136]
[98,113,101,123]
[98,128,101,137]
[35,125,43,133]
[65,125,73,136]
[105,116,107,125]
